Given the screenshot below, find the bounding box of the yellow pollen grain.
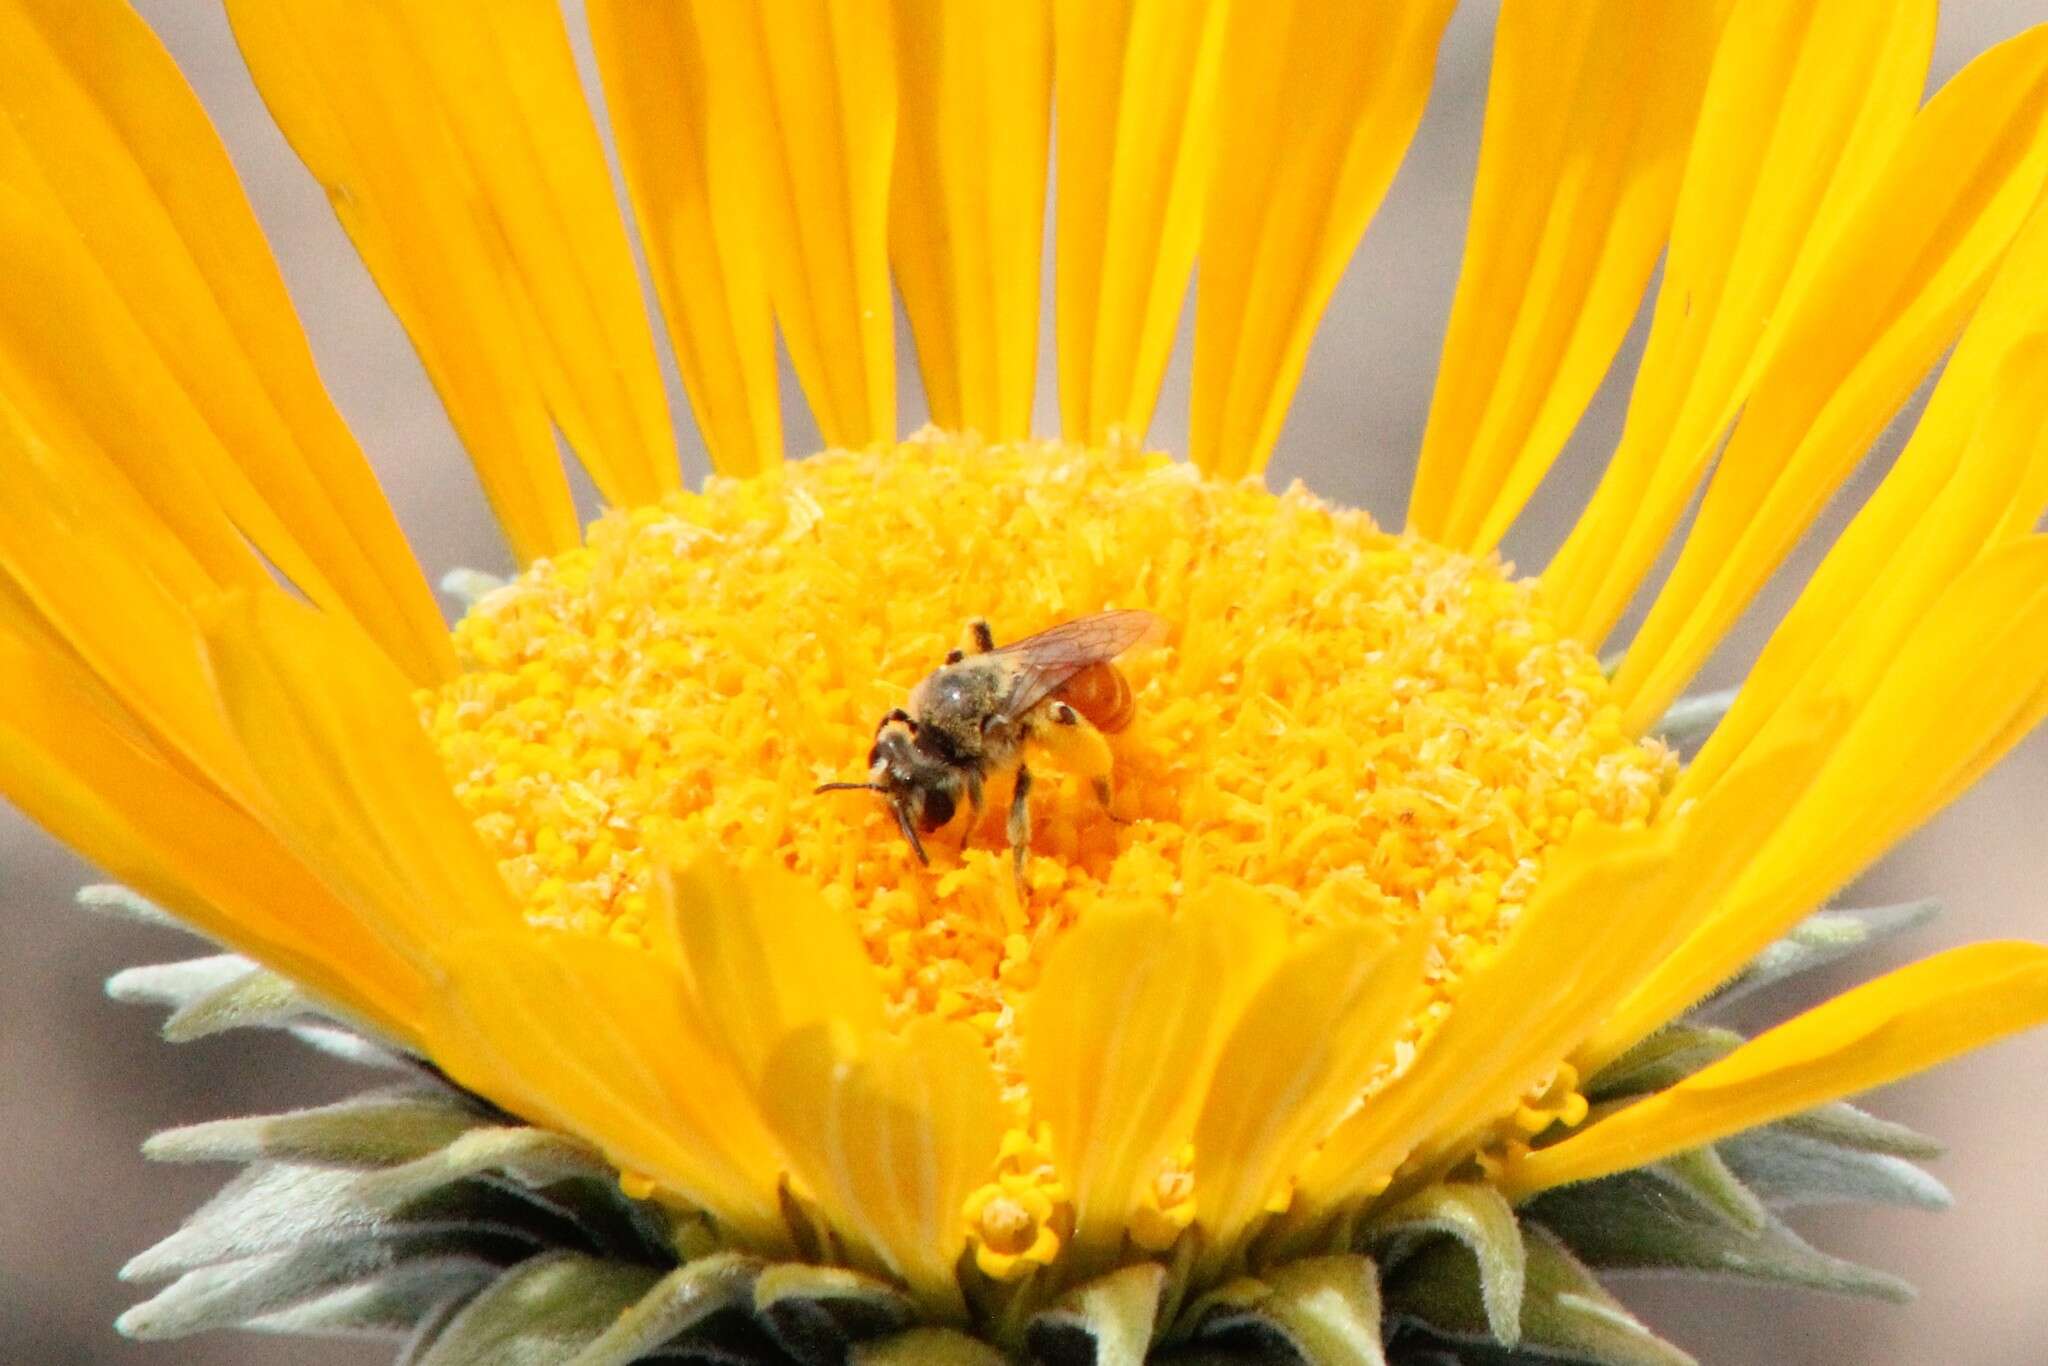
[421,434,1675,1096]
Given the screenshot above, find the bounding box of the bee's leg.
[892,800,930,865]
[1032,702,1129,821]
[962,767,986,846]
[875,706,913,739]
[1007,764,1033,897]
[946,621,995,665]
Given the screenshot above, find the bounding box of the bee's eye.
[922,789,955,829]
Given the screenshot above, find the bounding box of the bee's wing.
[988,610,1165,725]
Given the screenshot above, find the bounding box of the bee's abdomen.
[1057,662,1137,734]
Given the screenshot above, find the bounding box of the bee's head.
[815,712,965,862]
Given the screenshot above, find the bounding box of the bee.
[817,610,1164,893]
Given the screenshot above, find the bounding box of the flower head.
[4,0,2048,1361]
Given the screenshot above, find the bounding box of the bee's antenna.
[814,780,886,795]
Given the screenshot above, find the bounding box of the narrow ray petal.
[692,0,898,449]
[1296,740,1822,1217]
[224,0,580,561]
[1398,738,1830,1178]
[1193,920,1430,1268]
[434,929,790,1249]
[1685,333,2048,799]
[1593,539,2048,1059]
[0,0,452,682]
[0,632,428,1045]
[1054,0,1231,443]
[890,0,1051,441]
[763,1019,1004,1315]
[1507,944,2048,1199]
[1191,0,1454,479]
[1405,0,1730,553]
[0,397,253,796]
[1611,25,2048,730]
[394,0,682,506]
[1542,0,1934,642]
[663,860,886,1085]
[1022,893,1286,1267]
[200,589,521,950]
[587,0,783,477]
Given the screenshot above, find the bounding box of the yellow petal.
[587,0,783,477]
[1193,919,1430,1266]
[0,0,452,683]
[1290,771,1813,1214]
[763,1018,1003,1315]
[200,589,521,950]
[393,0,681,507]
[1191,0,1454,479]
[224,0,580,562]
[1022,891,1286,1267]
[0,630,428,1046]
[1542,0,1933,643]
[1506,943,2048,1199]
[889,0,1051,442]
[1594,538,2048,1058]
[692,0,897,449]
[1054,0,1231,443]
[1298,838,1642,1206]
[663,859,886,1085]
[432,928,790,1250]
[1388,728,1834,1151]
[0,394,252,797]
[1405,0,1730,553]
[1684,332,2048,800]
[1610,25,2048,731]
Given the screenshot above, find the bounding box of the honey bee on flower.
[1,1,2046,1364]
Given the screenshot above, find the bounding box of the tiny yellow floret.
[423,434,1674,1103]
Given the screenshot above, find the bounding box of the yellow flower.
[4,0,2048,1360]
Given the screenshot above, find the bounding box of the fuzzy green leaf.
[1366,1183,1525,1346]
[107,954,251,1011]
[348,1125,621,1215]
[1643,1148,1767,1233]
[1389,1226,1694,1366]
[1583,1025,1742,1103]
[1028,1262,1168,1366]
[566,1254,762,1365]
[852,1326,1010,1365]
[1525,1171,1911,1302]
[281,1022,413,1070]
[410,1252,663,1365]
[752,1262,916,1364]
[118,1231,532,1339]
[1255,1257,1388,1366]
[122,1161,576,1282]
[1701,903,1939,1013]
[111,949,411,1067]
[144,1088,492,1167]
[1774,1102,1944,1160]
[1650,689,1734,757]
[162,965,318,1041]
[78,883,182,928]
[243,1262,495,1337]
[1719,1130,1950,1212]
[441,568,509,608]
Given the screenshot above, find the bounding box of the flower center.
[422,435,1674,1090]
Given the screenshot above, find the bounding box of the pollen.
[422,433,1675,1091]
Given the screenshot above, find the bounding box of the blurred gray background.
[4,2,2044,1361]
